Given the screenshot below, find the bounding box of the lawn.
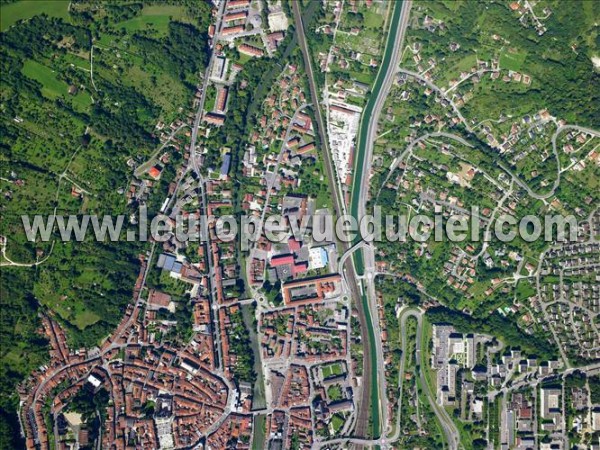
[251,414,266,450]
[322,362,344,378]
[114,5,192,37]
[363,10,383,29]
[330,413,345,434]
[21,59,92,112]
[22,60,69,99]
[72,309,101,330]
[454,54,478,73]
[440,53,478,84]
[348,69,375,86]
[516,276,537,299]
[1,0,70,31]
[327,384,344,401]
[236,51,254,65]
[499,49,527,72]
[64,52,90,71]
[158,270,190,297]
[315,185,333,210]
[71,90,93,111]
[441,0,467,12]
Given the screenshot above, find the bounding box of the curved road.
[396,308,460,450]
[500,124,600,200]
[316,307,461,450]
[396,68,473,134]
[376,131,474,202]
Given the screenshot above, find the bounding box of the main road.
[291,0,414,442]
[347,0,413,440]
[397,309,460,450]
[290,2,378,443]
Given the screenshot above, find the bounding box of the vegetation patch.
[0,0,69,31]
[499,49,527,71]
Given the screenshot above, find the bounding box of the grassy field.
[363,10,384,28]
[322,362,344,378]
[251,414,266,450]
[114,5,192,37]
[1,0,70,31]
[64,52,90,70]
[71,309,102,330]
[22,59,92,112]
[331,413,345,433]
[499,49,527,71]
[236,51,254,65]
[315,180,333,209]
[327,384,343,401]
[440,53,478,84]
[22,60,68,99]
[516,279,536,301]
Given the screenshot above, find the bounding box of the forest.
[0,4,213,446]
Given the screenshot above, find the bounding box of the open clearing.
[22,59,92,111]
[114,5,192,37]
[1,0,69,31]
[500,49,527,71]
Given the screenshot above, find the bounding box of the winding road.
[500,124,600,200]
[397,309,460,450]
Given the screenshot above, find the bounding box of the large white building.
[327,102,361,186]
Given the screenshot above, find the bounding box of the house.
[156,253,183,274]
[220,152,232,178]
[148,166,162,180]
[270,254,295,267]
[297,142,315,154]
[203,113,225,126]
[239,44,265,57]
[215,87,229,113]
[226,0,250,9]
[223,11,247,23]
[221,25,244,36]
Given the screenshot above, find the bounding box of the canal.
[348,0,405,439]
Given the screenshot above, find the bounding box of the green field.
[22,60,68,99]
[454,53,478,72]
[64,52,90,70]
[322,362,344,378]
[499,49,527,71]
[114,5,192,36]
[363,10,384,29]
[516,279,536,301]
[0,0,70,31]
[331,413,345,433]
[327,384,344,401]
[251,414,266,450]
[71,309,102,330]
[22,59,92,111]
